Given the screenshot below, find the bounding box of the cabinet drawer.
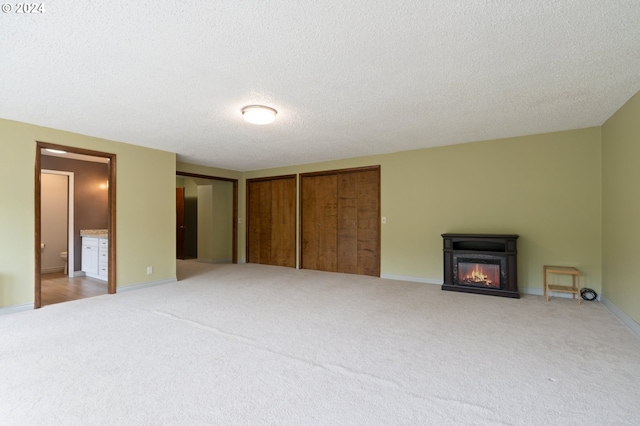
[98,263,108,276]
[99,251,108,262]
[99,238,109,248]
[82,237,99,247]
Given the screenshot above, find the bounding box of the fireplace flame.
[464,264,492,285]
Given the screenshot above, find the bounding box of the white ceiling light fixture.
[45,148,67,154]
[241,105,277,125]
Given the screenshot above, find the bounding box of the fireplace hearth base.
[441,283,519,298]
[442,233,519,299]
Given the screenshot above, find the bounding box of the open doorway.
[41,170,73,276]
[35,142,117,308]
[176,172,238,264]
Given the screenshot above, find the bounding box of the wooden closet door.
[337,173,358,274]
[302,174,338,272]
[315,174,338,272]
[356,170,380,276]
[247,176,296,267]
[247,180,272,264]
[301,166,380,277]
[271,178,296,267]
[301,176,318,270]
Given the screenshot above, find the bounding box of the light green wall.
[602,90,640,325]
[242,128,603,293]
[210,180,233,261]
[0,118,176,308]
[4,108,631,320]
[197,185,216,261]
[177,176,234,262]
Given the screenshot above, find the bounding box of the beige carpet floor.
[1,260,639,425]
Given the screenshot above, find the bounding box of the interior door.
[246,176,297,267]
[176,187,185,259]
[301,166,380,277]
[356,169,380,276]
[271,177,296,267]
[337,172,358,274]
[301,175,318,270]
[315,174,338,272]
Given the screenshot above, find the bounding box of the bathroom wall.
[41,155,109,272]
[41,173,68,273]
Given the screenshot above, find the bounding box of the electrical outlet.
[382,217,387,224]
[147,266,153,275]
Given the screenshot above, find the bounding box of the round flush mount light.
[241,105,277,125]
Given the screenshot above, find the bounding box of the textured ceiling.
[2,1,640,171]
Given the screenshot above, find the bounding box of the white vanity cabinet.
[81,236,108,281]
[98,238,109,279]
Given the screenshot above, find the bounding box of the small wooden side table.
[544,266,581,305]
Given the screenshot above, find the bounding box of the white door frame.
[41,169,75,277]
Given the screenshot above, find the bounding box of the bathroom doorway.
[41,169,74,276]
[35,142,116,308]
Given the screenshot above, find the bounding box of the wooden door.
[301,175,318,270]
[355,169,380,276]
[247,180,271,264]
[301,166,380,277]
[337,173,358,273]
[316,174,338,272]
[247,176,296,267]
[270,178,296,267]
[176,187,185,259]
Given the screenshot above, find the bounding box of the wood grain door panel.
[356,170,380,276]
[301,166,380,277]
[258,180,272,264]
[316,174,338,272]
[271,178,296,267]
[337,173,358,274]
[247,176,296,267]
[301,176,318,270]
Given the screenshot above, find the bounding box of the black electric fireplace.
[442,233,519,298]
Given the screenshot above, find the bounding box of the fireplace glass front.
[456,260,500,288]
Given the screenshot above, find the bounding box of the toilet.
[60,251,68,275]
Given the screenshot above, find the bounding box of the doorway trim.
[35,142,117,308]
[176,171,238,264]
[41,169,75,276]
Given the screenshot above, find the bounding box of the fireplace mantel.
[442,233,519,298]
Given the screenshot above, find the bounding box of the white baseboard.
[41,266,65,274]
[72,271,86,278]
[519,286,601,301]
[379,275,600,301]
[196,258,233,264]
[602,296,640,337]
[0,303,34,315]
[380,274,441,285]
[117,277,177,293]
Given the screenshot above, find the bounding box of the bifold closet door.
[301,174,338,272]
[301,166,380,277]
[270,178,296,267]
[248,180,272,264]
[247,176,296,267]
[353,169,379,276]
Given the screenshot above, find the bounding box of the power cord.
[580,288,598,301]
